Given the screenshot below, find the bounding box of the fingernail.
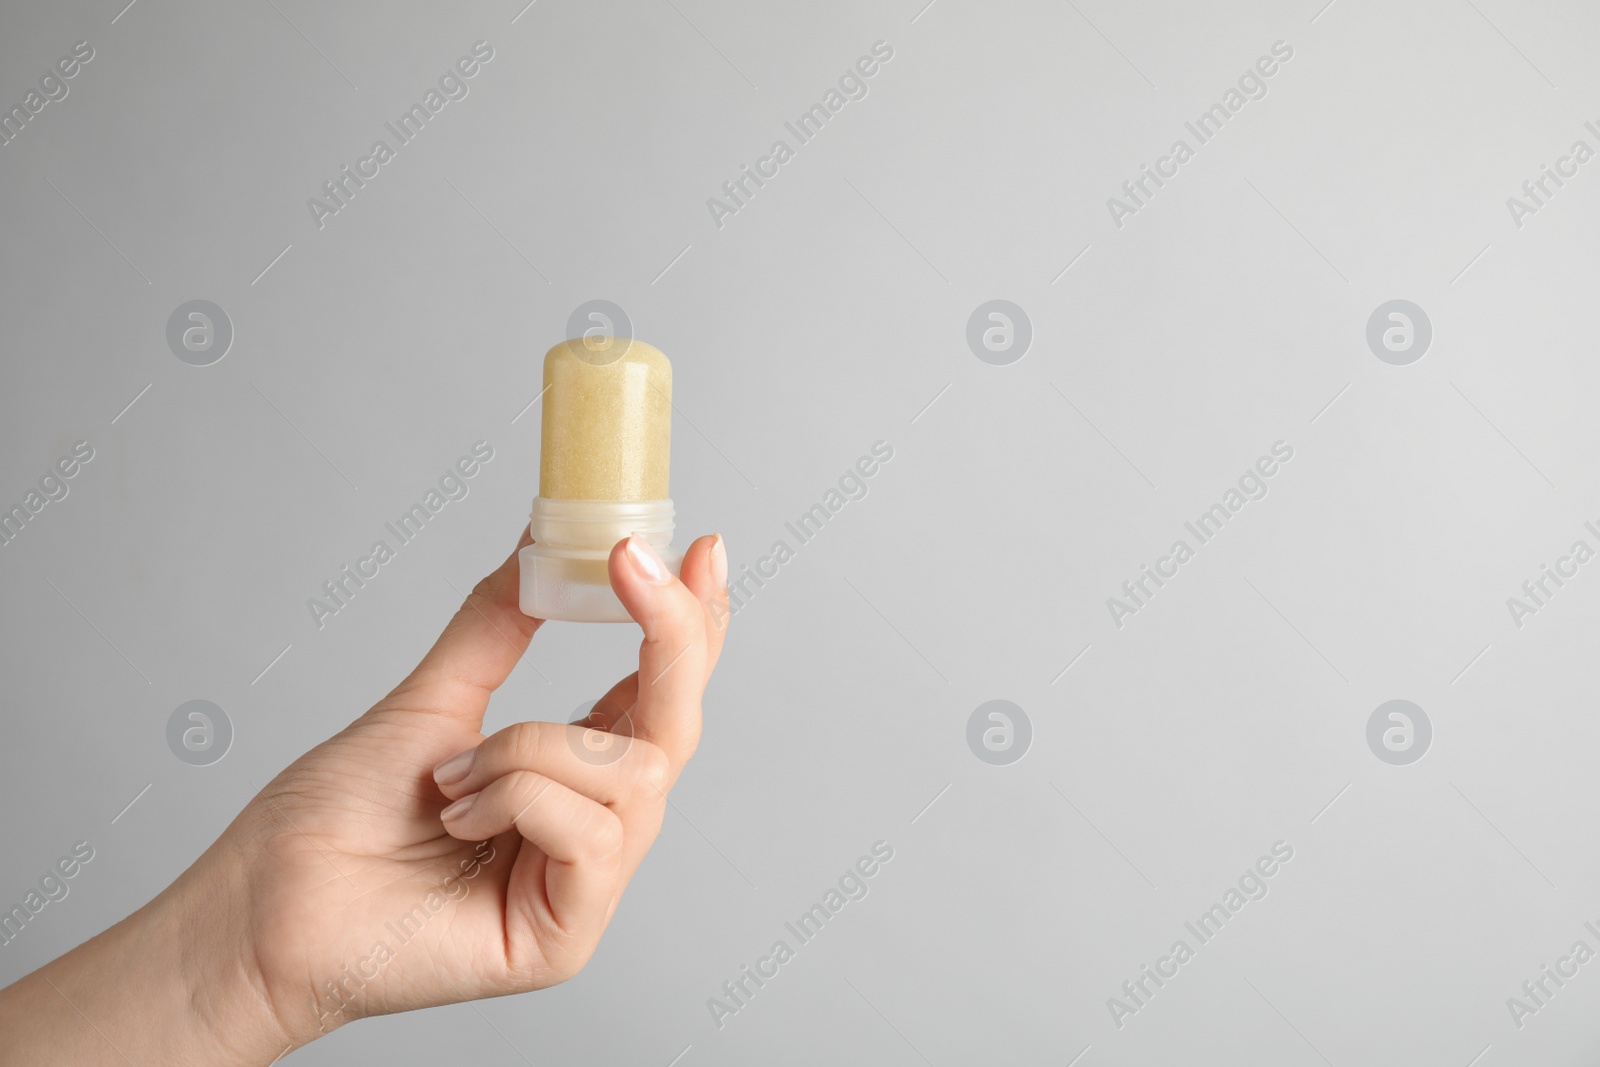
[433,748,476,786]
[627,534,671,584]
[710,534,728,588]
[440,793,477,821]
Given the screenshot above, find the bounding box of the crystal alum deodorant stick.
[518,336,678,622]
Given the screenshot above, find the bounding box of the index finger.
[388,527,540,723]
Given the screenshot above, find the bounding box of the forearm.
[0,853,302,1066]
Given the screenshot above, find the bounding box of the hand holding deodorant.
[519,336,679,621]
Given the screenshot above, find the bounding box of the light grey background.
[3,0,1598,1063]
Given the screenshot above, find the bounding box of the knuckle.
[507,769,551,811]
[587,809,625,860]
[506,721,553,768]
[531,722,562,767]
[596,698,633,738]
[634,743,671,797]
[681,592,710,638]
[657,588,706,640]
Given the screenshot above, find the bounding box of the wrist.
[152,841,313,1061]
[0,840,309,1065]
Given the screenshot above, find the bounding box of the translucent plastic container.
[519,336,680,621]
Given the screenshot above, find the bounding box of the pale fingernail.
[433,748,476,786]
[710,534,728,588]
[627,534,671,584]
[440,793,478,821]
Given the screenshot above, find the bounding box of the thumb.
[605,534,715,775]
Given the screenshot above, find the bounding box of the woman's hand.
[0,529,728,1065]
